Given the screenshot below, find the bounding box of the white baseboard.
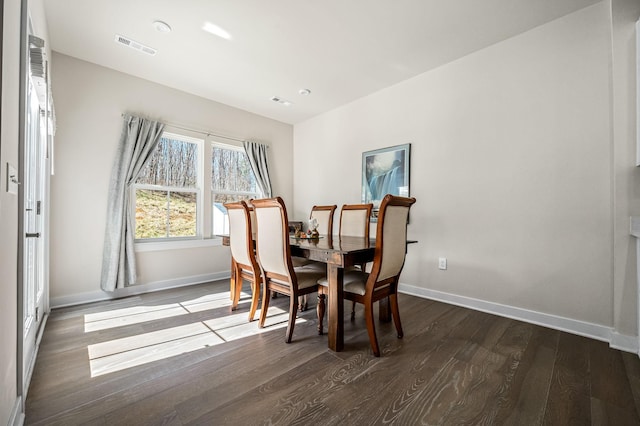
[399,283,639,355]
[610,331,639,353]
[9,396,24,426]
[48,276,638,353]
[50,272,231,308]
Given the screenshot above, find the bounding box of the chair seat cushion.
[318,270,369,296]
[293,265,327,290]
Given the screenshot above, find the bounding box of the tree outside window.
[133,133,201,240]
[132,132,261,241]
[211,144,261,235]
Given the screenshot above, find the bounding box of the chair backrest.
[339,204,373,238]
[370,195,416,283]
[224,201,255,266]
[245,199,258,239]
[310,205,337,235]
[252,197,293,279]
[224,201,255,268]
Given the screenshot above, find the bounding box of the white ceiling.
[43,0,600,125]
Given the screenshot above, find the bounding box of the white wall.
[294,5,619,336]
[49,53,293,305]
[0,0,21,422]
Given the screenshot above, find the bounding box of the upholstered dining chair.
[224,201,261,321]
[339,203,373,238]
[252,197,327,343]
[316,203,373,327]
[310,204,337,236]
[295,204,337,311]
[318,194,416,356]
[339,203,373,319]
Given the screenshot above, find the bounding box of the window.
[132,131,261,242]
[133,132,201,240]
[211,143,261,235]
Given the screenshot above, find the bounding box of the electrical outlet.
[438,257,447,270]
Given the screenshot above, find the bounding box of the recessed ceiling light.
[298,88,311,95]
[202,22,231,40]
[153,20,172,33]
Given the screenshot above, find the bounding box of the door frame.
[17,0,50,403]
[17,0,28,402]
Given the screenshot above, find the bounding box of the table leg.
[327,264,344,352]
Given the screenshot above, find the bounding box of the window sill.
[134,238,223,253]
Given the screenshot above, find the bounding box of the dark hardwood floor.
[25,280,640,425]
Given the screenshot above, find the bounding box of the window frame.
[131,130,262,247]
[131,131,204,243]
[210,141,262,237]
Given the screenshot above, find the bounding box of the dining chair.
[316,203,373,329]
[339,203,373,238]
[252,197,327,343]
[339,203,373,319]
[317,194,416,356]
[295,204,337,311]
[310,204,337,236]
[224,201,261,321]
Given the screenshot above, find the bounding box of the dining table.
[289,235,375,352]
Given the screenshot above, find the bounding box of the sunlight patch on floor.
[181,291,240,313]
[204,309,292,342]
[88,323,224,377]
[84,304,189,332]
[83,291,241,332]
[87,304,302,377]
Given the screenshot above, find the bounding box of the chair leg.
[390,293,403,338]
[298,294,307,311]
[232,275,242,312]
[317,293,326,335]
[259,287,271,328]
[248,276,260,322]
[229,259,237,301]
[364,302,380,357]
[286,294,298,343]
[350,267,362,319]
[229,261,243,311]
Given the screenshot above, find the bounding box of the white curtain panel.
[100,114,165,291]
[243,140,272,198]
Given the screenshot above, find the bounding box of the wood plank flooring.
[25,280,640,425]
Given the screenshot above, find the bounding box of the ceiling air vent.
[271,96,292,107]
[114,34,157,56]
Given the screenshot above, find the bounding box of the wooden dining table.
[289,235,375,352]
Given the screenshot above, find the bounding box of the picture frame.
[361,143,410,221]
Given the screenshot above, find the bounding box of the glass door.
[22,73,46,382]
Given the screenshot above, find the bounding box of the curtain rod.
[121,113,248,144]
[166,123,246,144]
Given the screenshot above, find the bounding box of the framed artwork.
[361,143,410,221]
